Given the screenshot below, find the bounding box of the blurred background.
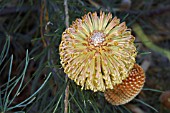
[0,0,170,113]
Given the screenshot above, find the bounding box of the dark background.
[0,0,170,113]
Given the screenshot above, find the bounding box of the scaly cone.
[104,64,145,105]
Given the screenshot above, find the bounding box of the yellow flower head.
[59,11,137,92]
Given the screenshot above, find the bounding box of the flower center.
[90,32,105,46]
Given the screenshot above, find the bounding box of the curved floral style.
[59,11,137,92]
[104,64,145,105]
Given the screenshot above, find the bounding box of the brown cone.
[104,64,145,105]
[159,91,170,109]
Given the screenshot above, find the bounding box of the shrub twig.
[64,0,69,113]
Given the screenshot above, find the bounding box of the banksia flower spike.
[59,11,137,92]
[104,64,145,105]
